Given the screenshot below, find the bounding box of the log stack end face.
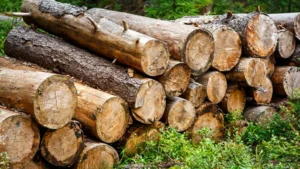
[206,72,227,104]
[283,67,300,98]
[277,29,296,59]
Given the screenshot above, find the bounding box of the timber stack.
[0,0,299,168]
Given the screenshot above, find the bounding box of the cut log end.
[219,84,246,114]
[212,26,242,71]
[133,79,166,124]
[244,58,267,87]
[295,14,300,39]
[283,67,300,98]
[246,13,277,57]
[181,82,207,108]
[253,78,273,104]
[243,106,276,125]
[34,75,77,129]
[41,121,84,167]
[141,40,170,76]
[184,29,214,75]
[277,29,296,58]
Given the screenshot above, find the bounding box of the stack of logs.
[0,0,300,168]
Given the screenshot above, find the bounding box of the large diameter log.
[243,106,276,125]
[219,84,246,114]
[162,97,196,132]
[4,26,166,124]
[156,61,191,97]
[41,121,84,167]
[269,13,300,40]
[274,28,296,59]
[270,66,300,98]
[74,142,119,169]
[195,71,227,104]
[181,81,206,108]
[21,0,169,77]
[0,108,40,169]
[0,68,77,129]
[86,8,215,75]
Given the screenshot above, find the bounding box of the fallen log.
[41,121,84,167]
[273,28,296,59]
[243,106,276,125]
[74,142,119,169]
[181,81,206,108]
[86,8,215,75]
[0,108,40,169]
[21,0,170,77]
[4,26,166,124]
[162,97,196,132]
[156,61,191,97]
[0,68,77,129]
[195,71,227,104]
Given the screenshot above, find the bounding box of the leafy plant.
[0,152,9,169]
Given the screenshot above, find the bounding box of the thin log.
[273,28,296,59]
[243,106,276,125]
[21,0,170,77]
[252,78,273,104]
[181,81,206,108]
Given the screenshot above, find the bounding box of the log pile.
[0,0,299,168]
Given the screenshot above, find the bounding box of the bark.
[21,0,170,77]
[156,60,191,97]
[0,108,40,169]
[4,26,166,124]
[181,81,206,108]
[273,28,296,59]
[195,71,227,104]
[86,8,215,75]
[0,68,77,129]
[162,97,196,132]
[243,106,276,125]
[41,121,84,167]
[290,44,300,66]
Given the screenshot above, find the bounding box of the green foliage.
[0,21,13,56]
[0,152,9,169]
[0,0,22,13]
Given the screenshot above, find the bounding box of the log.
[0,68,77,129]
[21,0,170,77]
[290,44,300,66]
[181,81,206,108]
[74,142,119,169]
[4,26,166,124]
[22,154,50,169]
[243,106,276,125]
[41,121,84,167]
[270,66,300,99]
[252,78,273,104]
[273,28,296,59]
[219,84,246,115]
[195,71,227,104]
[269,13,300,40]
[86,8,215,75]
[0,108,40,169]
[156,61,191,97]
[162,97,196,132]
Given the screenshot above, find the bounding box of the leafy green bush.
[0,152,9,169]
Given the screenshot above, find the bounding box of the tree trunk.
[270,66,300,98]
[290,44,300,66]
[74,142,119,169]
[41,121,84,167]
[273,28,296,59]
[21,0,170,77]
[4,26,166,124]
[181,81,207,108]
[243,106,276,125]
[219,84,246,115]
[0,68,77,129]
[269,13,300,40]
[86,8,215,75]
[156,60,191,97]
[0,108,40,169]
[162,97,196,132]
[195,71,227,104]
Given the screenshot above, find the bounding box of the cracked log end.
[41,121,84,167]
[277,29,296,59]
[0,109,40,169]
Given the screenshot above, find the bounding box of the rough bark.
[181,81,207,108]
[0,108,40,169]
[21,0,170,77]
[195,71,227,104]
[156,60,191,97]
[86,8,215,75]
[41,121,84,167]
[274,28,296,59]
[243,106,276,125]
[4,26,166,124]
[270,66,300,98]
[162,97,196,132]
[0,68,77,129]
[74,142,119,169]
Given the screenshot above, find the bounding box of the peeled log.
[181,82,206,108]
[219,84,246,114]
[0,108,40,169]
[274,28,296,59]
[162,97,196,132]
[269,13,300,40]
[156,61,191,97]
[21,0,169,77]
[4,26,166,124]
[0,68,77,129]
[270,66,300,98]
[195,71,227,104]
[87,8,215,75]
[243,106,276,125]
[74,142,119,169]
